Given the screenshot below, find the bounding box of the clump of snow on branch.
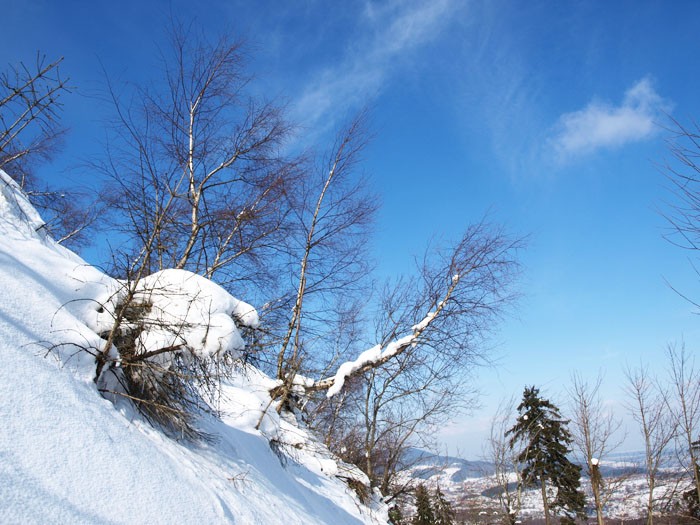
[411,311,436,332]
[292,374,316,391]
[326,344,380,398]
[90,269,258,363]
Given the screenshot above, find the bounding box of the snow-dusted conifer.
[412,484,435,525]
[433,485,455,525]
[506,386,586,525]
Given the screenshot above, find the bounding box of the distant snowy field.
[0,170,387,524]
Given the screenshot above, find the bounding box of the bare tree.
[304,219,522,397]
[313,349,474,500]
[625,363,677,525]
[567,372,626,525]
[271,112,376,410]
[664,343,700,515]
[662,119,700,261]
[659,110,700,523]
[0,54,95,248]
[0,54,68,178]
[86,24,309,438]
[98,23,298,292]
[486,398,526,525]
[90,23,523,470]
[302,219,521,502]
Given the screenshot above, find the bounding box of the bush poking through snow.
[94,269,259,439]
[345,477,371,505]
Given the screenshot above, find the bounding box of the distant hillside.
[401,447,495,482]
[403,447,661,482]
[399,447,687,522]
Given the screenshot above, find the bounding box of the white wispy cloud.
[292,0,460,133]
[547,77,670,162]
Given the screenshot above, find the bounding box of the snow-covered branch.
[310,274,459,397]
[299,219,522,399]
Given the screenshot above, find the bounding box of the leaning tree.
[88,22,523,478]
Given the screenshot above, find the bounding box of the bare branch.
[0,54,69,176]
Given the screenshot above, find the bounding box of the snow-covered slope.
[0,171,386,524]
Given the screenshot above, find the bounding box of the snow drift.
[0,170,387,524]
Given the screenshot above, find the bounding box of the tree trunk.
[540,477,551,525]
[591,463,605,525]
[646,476,654,525]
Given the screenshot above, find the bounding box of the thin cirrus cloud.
[291,0,460,133]
[547,77,671,163]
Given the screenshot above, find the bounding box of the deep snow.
[0,171,387,524]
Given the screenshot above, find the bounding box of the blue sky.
[4,0,700,457]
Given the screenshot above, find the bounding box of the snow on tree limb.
[298,219,522,398]
[312,272,460,397]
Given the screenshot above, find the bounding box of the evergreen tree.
[506,386,586,525]
[413,484,435,525]
[433,485,455,525]
[389,504,406,525]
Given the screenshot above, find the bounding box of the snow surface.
[89,268,259,363]
[0,171,387,524]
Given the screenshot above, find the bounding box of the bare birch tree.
[271,112,376,409]
[89,24,306,436]
[664,343,700,516]
[303,219,522,398]
[625,363,677,525]
[486,398,526,525]
[567,372,626,525]
[303,219,521,499]
[98,24,298,292]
